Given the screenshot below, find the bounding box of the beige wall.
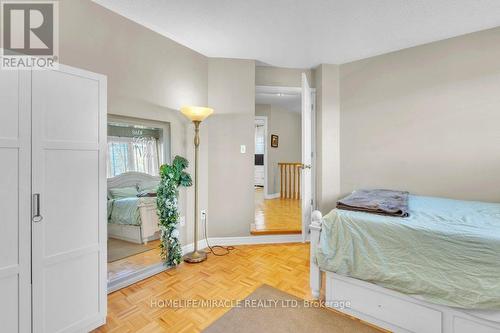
[58,0,209,244]
[59,1,258,240]
[59,0,208,112]
[314,64,341,212]
[256,66,314,87]
[58,0,500,243]
[207,58,256,237]
[255,105,302,194]
[339,27,500,203]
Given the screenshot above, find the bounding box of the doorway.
[251,81,315,236]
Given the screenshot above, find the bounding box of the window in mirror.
[107,123,164,177]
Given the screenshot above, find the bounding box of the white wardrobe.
[0,65,107,333]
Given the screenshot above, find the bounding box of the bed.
[309,194,500,333]
[107,172,161,244]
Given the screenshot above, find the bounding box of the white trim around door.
[255,85,317,207]
[255,116,269,196]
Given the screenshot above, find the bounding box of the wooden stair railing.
[278,162,303,199]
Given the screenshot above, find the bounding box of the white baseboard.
[264,192,280,199]
[182,234,304,254]
[211,234,303,245]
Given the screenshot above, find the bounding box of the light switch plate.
[240,145,246,154]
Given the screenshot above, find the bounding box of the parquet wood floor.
[108,240,162,282]
[251,188,301,235]
[94,243,384,333]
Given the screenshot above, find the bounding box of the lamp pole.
[183,120,207,263]
[180,106,212,263]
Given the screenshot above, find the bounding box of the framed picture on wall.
[271,134,279,148]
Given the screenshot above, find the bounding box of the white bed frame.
[309,210,500,333]
[107,172,161,244]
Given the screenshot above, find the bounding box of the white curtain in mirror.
[107,136,160,177]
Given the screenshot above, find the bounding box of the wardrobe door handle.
[32,193,43,223]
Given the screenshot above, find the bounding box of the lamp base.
[183,250,207,263]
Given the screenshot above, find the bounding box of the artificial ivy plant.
[157,155,192,266]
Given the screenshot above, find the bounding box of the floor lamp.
[181,106,213,263]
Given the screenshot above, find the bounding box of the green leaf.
[179,172,193,187]
[156,155,192,267]
[173,155,189,171]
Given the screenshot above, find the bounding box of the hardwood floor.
[108,240,162,282]
[251,187,302,235]
[94,243,384,333]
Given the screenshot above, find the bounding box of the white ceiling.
[94,0,500,68]
[256,86,301,113]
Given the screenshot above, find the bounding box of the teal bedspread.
[316,195,500,309]
[108,197,141,226]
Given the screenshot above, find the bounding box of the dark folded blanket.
[137,192,157,198]
[337,189,410,217]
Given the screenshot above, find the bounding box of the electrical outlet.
[240,145,246,154]
[179,216,186,227]
[201,210,207,222]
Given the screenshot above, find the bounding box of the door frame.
[255,85,317,228]
[311,89,317,211]
[0,67,32,333]
[255,116,269,197]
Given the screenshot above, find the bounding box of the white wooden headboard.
[107,172,160,189]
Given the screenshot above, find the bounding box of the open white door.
[301,73,312,242]
[31,66,107,333]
